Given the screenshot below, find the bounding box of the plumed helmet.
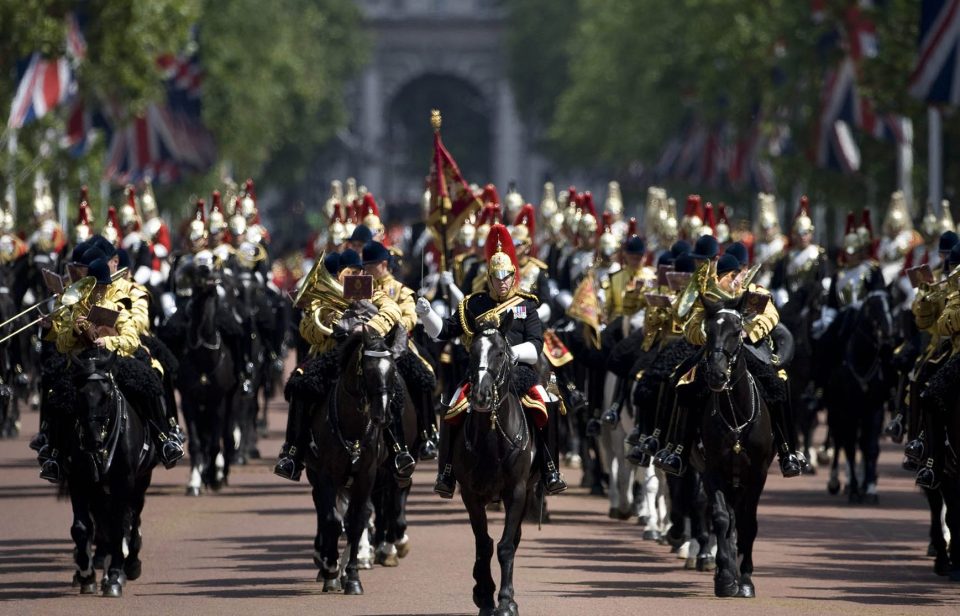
[511,203,536,251]
[598,223,619,258]
[208,190,227,235]
[33,179,54,220]
[715,203,731,244]
[241,178,257,220]
[189,199,208,245]
[680,194,703,239]
[325,180,343,220]
[940,199,956,235]
[604,181,623,218]
[578,192,599,240]
[141,179,158,219]
[329,202,348,247]
[792,195,814,237]
[856,208,874,247]
[540,182,558,221]
[756,192,781,235]
[485,223,518,281]
[883,190,911,236]
[456,220,476,248]
[361,193,384,233]
[700,202,717,238]
[74,186,93,244]
[504,184,524,221]
[922,200,939,242]
[102,206,121,246]
[120,185,140,229]
[843,212,861,255]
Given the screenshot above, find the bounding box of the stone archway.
[384,73,493,203]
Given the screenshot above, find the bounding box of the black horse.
[175,265,239,496]
[699,304,774,598]
[63,349,157,597]
[823,291,894,503]
[450,318,536,616]
[304,325,398,595]
[0,275,21,438]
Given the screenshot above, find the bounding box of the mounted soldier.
[417,223,567,498]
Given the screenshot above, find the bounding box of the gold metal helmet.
[229,212,247,237]
[33,180,54,221]
[756,193,781,236]
[921,200,939,241]
[456,219,477,248]
[540,182,558,221]
[792,196,814,237]
[120,185,141,229]
[141,179,158,220]
[504,185,524,221]
[598,227,619,258]
[578,212,598,241]
[485,224,517,281]
[883,190,911,236]
[548,211,564,237]
[343,177,358,208]
[324,180,343,220]
[940,199,956,235]
[0,235,17,264]
[605,181,624,219]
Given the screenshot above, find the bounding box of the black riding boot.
[274,396,310,481]
[769,401,802,478]
[418,390,438,460]
[387,408,416,482]
[147,396,184,469]
[658,403,691,477]
[434,419,457,498]
[534,423,567,495]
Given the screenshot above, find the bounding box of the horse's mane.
[337,331,365,365]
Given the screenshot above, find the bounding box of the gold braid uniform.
[605,266,652,323]
[300,290,402,356]
[54,287,141,357]
[375,273,417,333]
[681,284,779,347]
[912,282,949,363]
[936,287,960,355]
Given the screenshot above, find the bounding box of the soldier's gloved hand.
[439,271,454,287]
[415,297,432,316]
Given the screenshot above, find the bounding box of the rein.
[326,347,387,465]
[844,293,888,393]
[467,331,527,452]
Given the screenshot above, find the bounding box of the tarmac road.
[1,388,959,616]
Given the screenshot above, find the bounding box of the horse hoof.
[494,603,518,616]
[684,556,697,570]
[342,578,363,595]
[715,580,739,598]
[357,557,374,570]
[74,572,97,594]
[123,559,142,581]
[396,538,411,559]
[642,530,661,541]
[737,583,756,598]
[934,555,950,576]
[816,449,831,465]
[697,555,716,571]
[101,579,122,598]
[826,478,840,495]
[185,486,201,497]
[375,547,399,567]
[320,576,342,592]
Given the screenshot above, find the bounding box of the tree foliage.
[0,0,366,224]
[509,0,938,216]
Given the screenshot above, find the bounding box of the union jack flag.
[909,0,960,104]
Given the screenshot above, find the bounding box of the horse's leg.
[858,405,883,504]
[69,483,97,593]
[924,487,949,574]
[708,482,739,597]
[494,481,528,616]
[461,488,496,614]
[308,468,343,591]
[692,474,713,572]
[342,468,375,595]
[183,401,204,496]
[123,470,151,583]
[395,481,412,558]
[940,480,960,575]
[735,482,763,598]
[100,485,132,597]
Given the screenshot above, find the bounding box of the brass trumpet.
[0,267,127,345]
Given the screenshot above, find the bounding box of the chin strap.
[511,341,539,365]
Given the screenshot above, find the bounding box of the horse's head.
[356,325,397,428]
[468,313,513,413]
[702,303,744,393]
[860,290,893,344]
[71,349,121,456]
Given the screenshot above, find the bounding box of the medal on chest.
[512,305,527,319]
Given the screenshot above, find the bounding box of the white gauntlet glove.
[439,271,465,305]
[416,297,443,339]
[510,342,539,365]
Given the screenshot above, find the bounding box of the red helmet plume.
[627,217,638,237]
[685,194,703,219]
[484,223,519,279]
[580,192,598,220]
[361,193,380,219]
[703,202,717,235]
[210,190,224,215]
[482,184,500,207]
[194,199,207,223]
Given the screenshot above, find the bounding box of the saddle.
[743,322,794,369]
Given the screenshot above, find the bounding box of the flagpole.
[431,109,450,273]
[928,106,943,214]
[5,129,16,220]
[897,118,914,214]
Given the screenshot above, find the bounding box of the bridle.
[329,344,392,464]
[467,329,525,450]
[707,309,745,392]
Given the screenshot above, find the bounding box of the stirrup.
[916,464,940,490]
[433,464,455,499]
[778,452,802,478]
[542,463,568,495]
[273,455,302,482]
[903,438,925,462]
[159,437,184,469]
[40,458,64,483]
[625,427,643,448]
[601,403,620,426]
[394,450,416,479]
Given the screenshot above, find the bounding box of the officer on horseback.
[658,253,803,478]
[417,223,567,498]
[274,249,406,481]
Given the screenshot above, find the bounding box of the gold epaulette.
[526,257,548,270]
[516,290,539,302]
